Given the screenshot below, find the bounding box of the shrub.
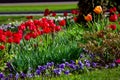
[79,28,120,65]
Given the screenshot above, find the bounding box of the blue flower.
[84,60,90,63]
[27,73,33,78]
[110,63,116,68]
[92,62,97,68]
[78,61,84,69]
[5,77,9,80]
[9,73,13,78]
[80,54,84,58]
[105,65,109,69]
[89,54,95,59]
[84,60,90,67]
[59,63,65,69]
[46,62,54,68]
[38,66,46,72]
[15,73,19,80]
[20,72,26,79]
[65,62,69,66]
[70,60,75,64]
[53,69,62,75]
[64,70,70,75]
[36,69,41,75]
[69,64,76,70]
[0,72,4,79]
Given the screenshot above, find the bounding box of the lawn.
[32,67,120,80]
[0,4,77,12]
[0,16,41,25]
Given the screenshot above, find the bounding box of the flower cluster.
[1,52,118,80]
[43,9,79,17]
[0,17,66,50]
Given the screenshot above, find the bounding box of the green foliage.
[11,23,84,72]
[0,4,76,12]
[79,27,120,64]
[0,48,14,71]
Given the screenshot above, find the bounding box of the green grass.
[0,16,25,24]
[0,4,77,12]
[0,16,41,25]
[30,67,120,80]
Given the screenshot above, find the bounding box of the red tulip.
[109,14,118,22]
[13,32,22,39]
[37,30,42,35]
[73,17,77,22]
[118,14,120,17]
[0,45,5,50]
[71,9,78,15]
[13,38,21,44]
[7,37,13,43]
[109,7,117,13]
[41,18,47,22]
[5,30,13,37]
[0,34,6,42]
[43,27,51,34]
[28,24,37,31]
[18,23,26,31]
[24,35,31,41]
[26,16,33,19]
[44,9,50,16]
[64,12,68,16]
[31,32,38,38]
[13,32,22,44]
[25,20,33,26]
[109,24,116,30]
[59,20,66,26]
[0,29,3,34]
[33,20,41,26]
[115,59,120,64]
[43,22,49,28]
[49,23,56,29]
[52,12,56,17]
[48,20,54,24]
[55,26,61,31]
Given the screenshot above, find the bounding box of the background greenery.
[0,4,77,12]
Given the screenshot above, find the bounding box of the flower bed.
[0,7,120,79]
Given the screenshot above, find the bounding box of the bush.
[79,28,120,65]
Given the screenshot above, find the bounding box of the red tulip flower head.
[55,26,61,31]
[0,45,5,50]
[109,24,117,30]
[64,12,68,16]
[52,12,56,17]
[26,16,33,19]
[44,9,50,16]
[115,59,120,64]
[109,7,117,13]
[109,14,118,22]
[59,20,66,26]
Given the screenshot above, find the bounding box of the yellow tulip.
[93,6,102,14]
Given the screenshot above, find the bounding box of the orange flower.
[84,14,92,21]
[93,6,102,14]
